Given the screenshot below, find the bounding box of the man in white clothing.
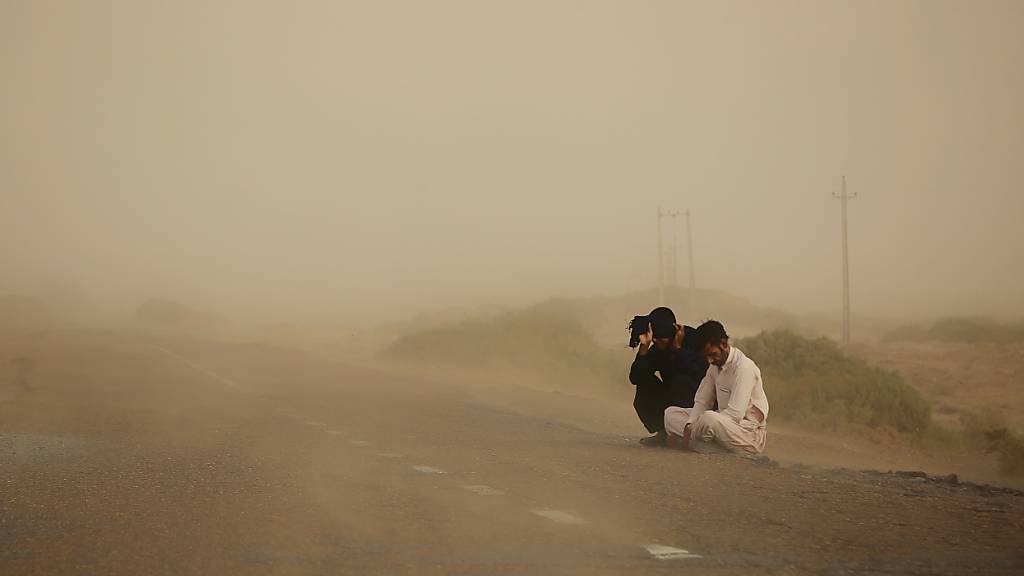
[664,320,769,455]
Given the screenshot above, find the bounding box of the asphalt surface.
[2,330,1023,575]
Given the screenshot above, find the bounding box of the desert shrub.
[737,330,932,434]
[137,299,193,326]
[386,305,624,394]
[0,295,51,338]
[885,317,1024,344]
[956,411,1024,476]
[136,299,222,331]
[984,429,1024,476]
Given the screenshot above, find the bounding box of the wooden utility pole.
[685,208,695,312]
[657,207,687,306]
[670,211,679,288]
[657,207,664,304]
[833,176,856,348]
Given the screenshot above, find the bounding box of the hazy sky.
[2,0,1022,324]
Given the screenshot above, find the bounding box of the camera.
[627,315,650,348]
[627,314,677,347]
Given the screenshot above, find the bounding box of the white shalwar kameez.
[664,346,769,455]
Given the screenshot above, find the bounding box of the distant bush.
[984,429,1024,476]
[737,330,932,435]
[957,412,1024,477]
[885,317,1024,344]
[385,305,624,395]
[0,295,52,338]
[136,299,222,331]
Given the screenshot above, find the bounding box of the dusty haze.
[2,0,1022,326]
[3,4,1024,573]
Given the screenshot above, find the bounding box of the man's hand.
[637,325,654,355]
[672,323,684,350]
[666,424,693,451]
[680,423,693,450]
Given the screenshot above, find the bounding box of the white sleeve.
[721,361,756,423]
[685,372,715,427]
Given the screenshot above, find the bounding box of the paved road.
[2,331,1022,575]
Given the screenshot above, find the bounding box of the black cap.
[648,307,677,339]
[651,320,676,339]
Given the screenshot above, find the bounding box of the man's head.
[648,307,678,351]
[695,320,730,366]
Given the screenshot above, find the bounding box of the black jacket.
[628,325,709,408]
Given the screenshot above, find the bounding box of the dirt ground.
[2,330,1022,575]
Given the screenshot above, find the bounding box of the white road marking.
[531,510,586,525]
[643,544,702,560]
[376,452,403,458]
[463,485,504,496]
[349,440,372,446]
[304,420,327,427]
[325,430,346,435]
[150,345,245,392]
[412,465,447,474]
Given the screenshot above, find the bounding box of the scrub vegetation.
[961,413,1024,477]
[0,296,51,339]
[885,317,1024,344]
[736,331,932,435]
[386,304,624,395]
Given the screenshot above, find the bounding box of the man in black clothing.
[629,307,708,446]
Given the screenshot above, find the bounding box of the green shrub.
[737,330,932,434]
[885,317,1024,344]
[385,305,624,394]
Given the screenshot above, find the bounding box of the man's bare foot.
[639,431,667,447]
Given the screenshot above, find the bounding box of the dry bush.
[136,299,223,331]
[885,317,1024,344]
[983,429,1024,476]
[961,412,1024,476]
[738,330,932,435]
[385,305,624,395]
[0,295,51,338]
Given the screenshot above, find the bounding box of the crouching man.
[629,307,708,447]
[664,320,769,455]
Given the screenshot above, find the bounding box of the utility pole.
[657,206,665,305]
[657,208,684,306]
[685,208,695,311]
[670,211,679,288]
[833,175,856,348]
